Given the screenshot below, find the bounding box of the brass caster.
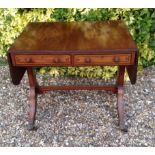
[119,121,128,132]
[27,123,37,131]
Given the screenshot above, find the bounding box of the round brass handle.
[53,58,60,63]
[113,57,120,63]
[25,58,32,63]
[85,57,91,63]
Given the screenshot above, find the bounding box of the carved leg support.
[27,67,38,130]
[116,66,128,132]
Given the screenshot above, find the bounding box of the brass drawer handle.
[113,57,120,63]
[85,57,91,63]
[25,58,32,63]
[53,58,60,63]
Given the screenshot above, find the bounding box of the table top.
[8,20,138,85]
[9,20,138,53]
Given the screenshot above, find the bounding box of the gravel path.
[0,65,155,146]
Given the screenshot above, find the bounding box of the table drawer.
[74,54,133,65]
[14,55,71,66]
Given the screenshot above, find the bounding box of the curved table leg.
[116,66,128,132]
[117,86,127,132]
[27,87,37,130]
[27,67,38,130]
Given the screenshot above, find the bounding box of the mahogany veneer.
[7,21,138,132]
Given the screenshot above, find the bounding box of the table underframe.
[27,66,127,132]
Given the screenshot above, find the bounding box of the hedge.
[0,8,155,79]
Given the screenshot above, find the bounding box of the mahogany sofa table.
[7,21,138,132]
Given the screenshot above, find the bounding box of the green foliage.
[0,8,155,79]
[0,58,7,66]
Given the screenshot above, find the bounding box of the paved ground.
[0,65,155,146]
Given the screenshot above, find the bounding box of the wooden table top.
[9,20,138,53]
[7,20,138,85]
